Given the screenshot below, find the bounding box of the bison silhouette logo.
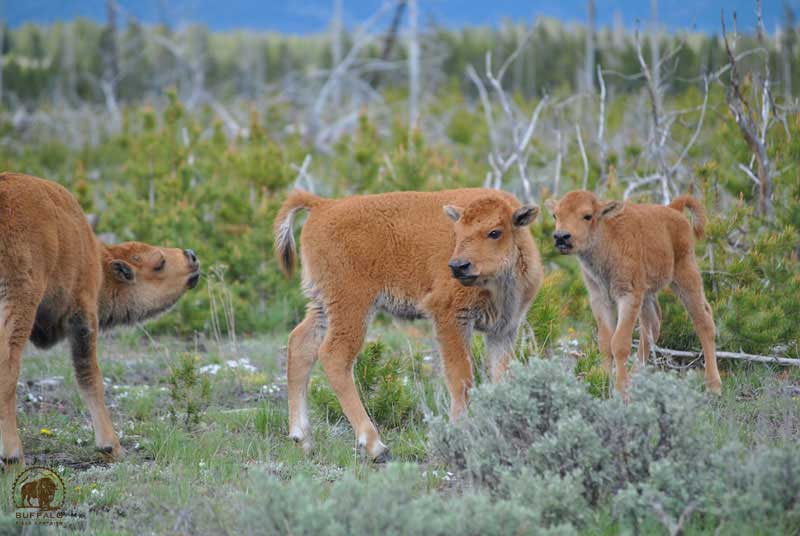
[13,467,65,512]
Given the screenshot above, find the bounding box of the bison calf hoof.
[372,449,392,464]
[290,434,313,455]
[1,457,24,470]
[95,444,124,460]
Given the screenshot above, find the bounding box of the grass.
[0,320,798,534]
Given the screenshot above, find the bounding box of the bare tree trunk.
[64,23,77,103]
[370,1,406,87]
[513,25,524,94]
[408,0,420,146]
[650,0,660,109]
[721,10,774,220]
[0,21,4,107]
[783,2,795,101]
[104,0,119,88]
[331,0,343,106]
[584,0,595,94]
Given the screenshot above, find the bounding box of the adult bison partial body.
[546,190,721,394]
[0,172,200,464]
[275,189,543,460]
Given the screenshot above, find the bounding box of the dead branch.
[596,64,608,183]
[576,123,589,190]
[308,1,395,150]
[369,1,407,87]
[653,344,800,367]
[721,9,773,219]
[468,40,549,201]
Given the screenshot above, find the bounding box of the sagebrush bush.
[430,355,800,533]
[204,464,583,536]
[428,357,595,488]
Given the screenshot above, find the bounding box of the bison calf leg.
[611,293,643,395]
[672,264,722,394]
[434,318,474,421]
[69,312,122,459]
[636,294,661,366]
[0,300,37,465]
[287,306,324,453]
[586,279,615,374]
[318,305,388,462]
[486,332,516,383]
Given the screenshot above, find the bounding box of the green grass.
[1,322,798,534]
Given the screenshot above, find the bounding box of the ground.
[0,319,798,534]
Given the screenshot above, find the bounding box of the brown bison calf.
[275,188,543,460]
[546,190,721,394]
[0,172,201,465]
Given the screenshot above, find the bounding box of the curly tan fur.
[0,172,201,465]
[275,188,543,460]
[546,190,721,395]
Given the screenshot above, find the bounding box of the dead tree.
[307,1,396,151]
[614,30,708,203]
[721,8,774,219]
[370,1,407,87]
[151,32,243,136]
[330,0,343,106]
[596,64,608,183]
[467,36,548,202]
[782,2,796,102]
[584,0,596,94]
[407,0,420,146]
[102,1,120,107]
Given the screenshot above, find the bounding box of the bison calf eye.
[154,259,166,272]
[487,229,502,240]
[583,214,592,221]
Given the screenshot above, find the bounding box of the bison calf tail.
[274,190,323,277]
[669,195,706,239]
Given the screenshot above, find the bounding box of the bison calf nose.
[553,231,572,242]
[183,249,199,267]
[448,259,471,278]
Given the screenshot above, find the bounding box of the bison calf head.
[545,190,624,254]
[444,197,538,287]
[101,242,200,326]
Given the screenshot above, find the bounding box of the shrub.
[428,357,595,489]
[167,352,212,429]
[430,354,800,532]
[309,340,425,429]
[205,464,584,536]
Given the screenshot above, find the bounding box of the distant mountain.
[7,0,792,34]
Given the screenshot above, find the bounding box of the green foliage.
[575,343,611,398]
[167,352,212,429]
[310,341,425,429]
[523,272,570,352]
[208,464,584,535]
[430,355,800,532]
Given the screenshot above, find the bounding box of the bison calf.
[275,189,543,460]
[546,190,721,394]
[0,172,201,465]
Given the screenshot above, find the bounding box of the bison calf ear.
[111,260,136,284]
[544,198,558,214]
[444,205,463,222]
[600,200,625,219]
[512,204,539,227]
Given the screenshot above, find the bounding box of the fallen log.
[651,344,800,367]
